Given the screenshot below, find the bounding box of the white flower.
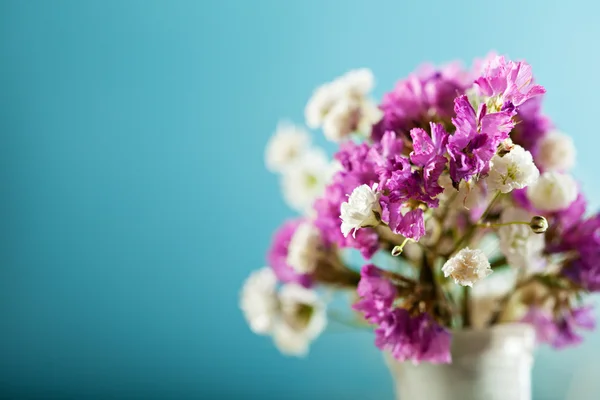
[487,145,539,193]
[498,208,545,270]
[281,148,330,213]
[273,322,311,356]
[273,283,327,357]
[536,131,576,172]
[304,69,375,131]
[239,268,279,335]
[305,81,346,129]
[526,171,578,211]
[322,98,382,142]
[265,122,311,173]
[442,247,492,287]
[339,68,374,97]
[340,184,382,237]
[322,96,362,142]
[286,222,321,274]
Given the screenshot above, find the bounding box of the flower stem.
[448,191,502,256]
[462,286,471,328]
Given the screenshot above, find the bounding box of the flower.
[322,96,359,141]
[442,247,493,287]
[447,95,515,184]
[340,184,382,237]
[560,214,600,291]
[375,309,452,364]
[474,55,546,108]
[286,222,322,274]
[240,268,279,335]
[305,80,346,129]
[314,181,379,259]
[526,171,578,211]
[523,306,596,349]
[281,148,331,213]
[339,68,374,96]
[305,68,375,131]
[268,219,313,287]
[353,264,397,324]
[487,145,539,193]
[273,283,327,356]
[536,131,576,172]
[372,63,469,141]
[265,122,311,173]
[498,208,545,270]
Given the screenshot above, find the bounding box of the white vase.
[386,323,536,400]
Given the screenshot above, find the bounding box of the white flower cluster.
[265,121,337,214]
[240,268,327,357]
[305,69,382,142]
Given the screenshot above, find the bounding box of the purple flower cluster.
[560,214,600,291]
[372,63,470,141]
[353,265,452,363]
[523,306,595,348]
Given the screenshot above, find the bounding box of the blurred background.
[1,0,600,398]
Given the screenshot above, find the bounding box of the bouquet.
[239,53,597,363]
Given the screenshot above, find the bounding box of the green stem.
[462,286,471,328]
[448,191,502,256]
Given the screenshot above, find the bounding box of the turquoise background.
[2,0,600,398]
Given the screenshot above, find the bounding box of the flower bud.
[391,245,404,257]
[529,216,548,234]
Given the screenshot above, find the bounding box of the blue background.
[2,0,600,399]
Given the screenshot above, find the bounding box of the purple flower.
[474,55,546,108]
[448,95,515,184]
[267,219,312,287]
[560,214,600,291]
[522,306,596,349]
[386,205,426,241]
[409,123,449,167]
[375,309,452,364]
[511,97,553,157]
[372,63,469,141]
[353,264,397,324]
[522,308,558,344]
[553,306,596,349]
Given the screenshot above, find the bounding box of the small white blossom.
[273,284,327,357]
[281,148,330,213]
[286,222,321,274]
[240,268,279,335]
[442,247,493,287]
[340,184,382,237]
[339,68,374,96]
[273,322,311,356]
[305,81,345,129]
[536,131,576,172]
[487,145,539,193]
[322,96,362,142]
[322,98,383,142]
[265,122,311,173]
[304,69,376,133]
[498,208,545,270]
[526,171,578,212]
